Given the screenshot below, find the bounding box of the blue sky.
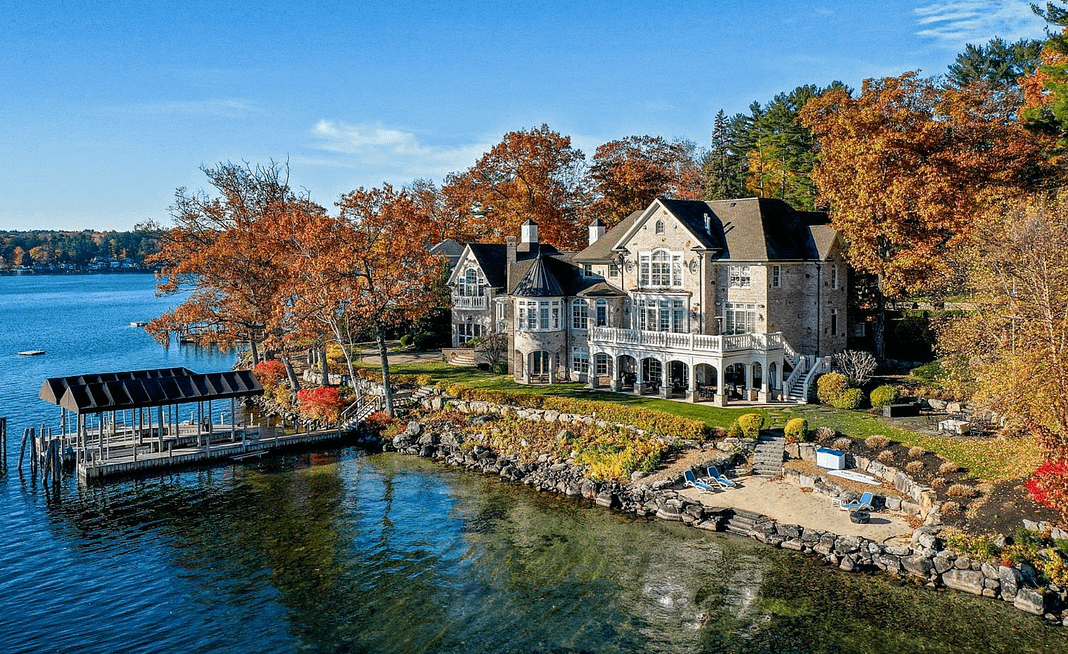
[0,0,1052,231]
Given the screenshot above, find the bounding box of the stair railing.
[782,356,808,400]
[799,357,832,403]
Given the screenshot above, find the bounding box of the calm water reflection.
[2,275,1067,653]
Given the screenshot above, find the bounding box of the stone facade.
[447,197,850,405]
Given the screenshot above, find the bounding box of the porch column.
[689,362,699,402]
[548,352,556,384]
[715,363,728,407]
[522,353,531,384]
[660,359,670,399]
[611,356,622,392]
[759,358,770,403]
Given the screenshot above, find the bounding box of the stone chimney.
[506,236,517,264]
[520,218,538,246]
[588,218,606,246]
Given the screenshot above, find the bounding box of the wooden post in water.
[0,417,6,473]
[29,427,38,476]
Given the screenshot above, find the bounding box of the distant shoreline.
[0,268,157,276]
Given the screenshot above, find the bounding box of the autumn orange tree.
[441,124,588,248]
[146,161,320,382]
[800,73,1048,359]
[586,135,703,227]
[307,184,443,417]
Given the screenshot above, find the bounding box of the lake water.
[1,274,1066,654]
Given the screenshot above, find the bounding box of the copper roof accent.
[38,367,263,414]
[512,253,565,297]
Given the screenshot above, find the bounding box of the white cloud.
[309,120,489,180]
[914,0,1048,46]
[110,98,256,117]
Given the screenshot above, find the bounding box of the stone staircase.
[751,434,786,476]
[723,508,762,536]
[784,374,808,403]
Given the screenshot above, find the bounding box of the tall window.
[771,265,781,288]
[459,268,483,296]
[596,299,608,326]
[572,299,588,329]
[595,353,609,376]
[640,249,682,287]
[635,298,686,333]
[724,302,756,334]
[729,265,751,288]
[830,308,839,336]
[572,347,589,375]
[456,323,482,344]
[518,300,561,331]
[831,265,839,290]
[608,263,619,278]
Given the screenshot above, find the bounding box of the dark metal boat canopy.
[39,367,263,414]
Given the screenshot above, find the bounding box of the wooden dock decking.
[76,425,348,481]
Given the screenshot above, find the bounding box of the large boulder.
[1014,587,1047,615]
[942,569,985,595]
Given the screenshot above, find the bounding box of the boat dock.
[76,421,346,481]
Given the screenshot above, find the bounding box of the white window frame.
[571,299,588,330]
[459,267,484,297]
[655,219,665,234]
[831,265,839,290]
[596,299,608,327]
[771,265,781,288]
[518,299,561,332]
[595,353,609,376]
[729,265,751,289]
[639,249,683,288]
[724,302,756,335]
[572,347,589,375]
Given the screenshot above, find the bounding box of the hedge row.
[436,383,711,441]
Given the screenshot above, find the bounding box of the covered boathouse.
[38,366,318,481]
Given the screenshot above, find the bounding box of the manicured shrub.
[908,446,926,459]
[400,334,413,348]
[737,413,765,438]
[948,483,978,499]
[865,435,891,449]
[817,372,849,404]
[906,460,925,474]
[932,477,948,489]
[253,359,287,387]
[296,386,352,424]
[832,437,853,451]
[726,420,744,439]
[939,462,962,475]
[784,417,809,443]
[877,449,896,463]
[412,332,435,349]
[869,384,899,409]
[1027,460,1068,526]
[830,388,865,410]
[491,361,508,375]
[941,501,962,516]
[815,426,837,442]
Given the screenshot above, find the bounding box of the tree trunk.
[376,326,394,418]
[281,354,301,391]
[873,279,887,363]
[249,339,261,367]
[320,340,330,386]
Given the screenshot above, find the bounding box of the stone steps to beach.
[751,435,785,476]
[723,508,762,535]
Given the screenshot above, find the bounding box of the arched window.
[639,249,683,287]
[655,219,665,234]
[459,268,482,297]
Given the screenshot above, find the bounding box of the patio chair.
[684,469,717,493]
[833,491,874,512]
[706,465,737,488]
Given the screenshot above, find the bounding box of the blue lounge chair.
[707,465,737,488]
[684,469,717,493]
[834,491,874,511]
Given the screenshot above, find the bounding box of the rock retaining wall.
[359,391,1067,625]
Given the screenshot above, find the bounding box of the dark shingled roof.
[512,254,565,297]
[573,210,642,263]
[577,197,832,263]
[466,244,509,288]
[39,368,263,414]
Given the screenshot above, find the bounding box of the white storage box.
[816,447,846,470]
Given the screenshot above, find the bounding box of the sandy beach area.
[678,475,914,543]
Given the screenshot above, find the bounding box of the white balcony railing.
[589,327,785,356]
[452,295,487,309]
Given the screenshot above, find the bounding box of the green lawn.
[368,360,1038,482]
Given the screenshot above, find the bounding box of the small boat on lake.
[18,350,45,356]
[130,321,148,327]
